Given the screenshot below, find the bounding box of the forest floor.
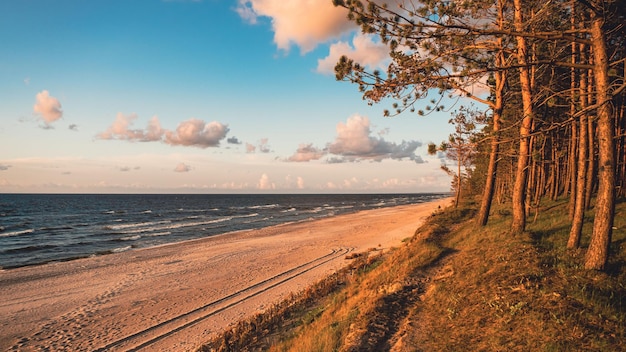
[200,197,626,351]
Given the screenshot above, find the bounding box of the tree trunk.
[568,43,588,249]
[585,65,596,209]
[535,136,549,202]
[549,135,558,200]
[455,158,461,208]
[584,14,615,271]
[511,0,533,234]
[477,0,506,226]
[618,98,626,198]
[478,126,499,224]
[568,5,578,220]
[568,121,578,220]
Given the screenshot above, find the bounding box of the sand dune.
[0,198,450,351]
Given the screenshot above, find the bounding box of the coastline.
[0,197,451,351]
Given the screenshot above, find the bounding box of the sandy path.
[0,198,450,351]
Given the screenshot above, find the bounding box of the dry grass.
[198,198,626,352]
[397,198,626,351]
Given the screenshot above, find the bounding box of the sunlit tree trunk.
[584,13,615,270]
[568,30,578,219]
[585,65,596,209]
[511,0,534,234]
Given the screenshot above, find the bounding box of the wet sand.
[0,198,451,351]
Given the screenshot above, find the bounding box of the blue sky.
[0,0,460,194]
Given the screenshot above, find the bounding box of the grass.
[198,197,626,351]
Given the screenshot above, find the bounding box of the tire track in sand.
[93,247,353,351]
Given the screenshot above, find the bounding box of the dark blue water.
[0,193,447,269]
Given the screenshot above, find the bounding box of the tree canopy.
[333,0,626,270]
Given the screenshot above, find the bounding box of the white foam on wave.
[111,246,132,253]
[120,235,141,241]
[320,205,354,211]
[104,220,172,231]
[303,206,324,214]
[249,204,280,210]
[106,213,260,235]
[145,231,171,237]
[0,229,35,238]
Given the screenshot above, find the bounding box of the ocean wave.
[103,220,172,231]
[39,225,74,231]
[145,231,171,237]
[312,205,354,212]
[119,235,141,241]
[243,217,271,224]
[110,246,132,253]
[103,210,126,214]
[248,204,280,210]
[0,229,35,238]
[303,206,324,214]
[2,244,56,254]
[105,215,257,235]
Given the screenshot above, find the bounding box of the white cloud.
[257,173,275,190]
[328,115,424,163]
[246,139,271,153]
[174,162,192,173]
[325,181,338,189]
[236,0,353,53]
[285,115,425,164]
[164,119,229,148]
[284,174,305,189]
[258,138,271,153]
[98,114,228,148]
[33,90,63,125]
[287,143,325,162]
[329,115,379,156]
[0,164,11,171]
[296,176,304,189]
[317,34,389,74]
[97,113,162,141]
[236,2,258,24]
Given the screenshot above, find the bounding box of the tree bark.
[568,3,578,221]
[477,32,505,225]
[585,65,596,209]
[455,158,461,208]
[568,43,589,249]
[584,14,615,271]
[568,114,578,220]
[511,0,534,234]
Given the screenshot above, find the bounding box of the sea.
[0,193,448,270]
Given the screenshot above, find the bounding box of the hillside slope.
[201,199,626,351]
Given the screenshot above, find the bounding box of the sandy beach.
[0,198,450,351]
